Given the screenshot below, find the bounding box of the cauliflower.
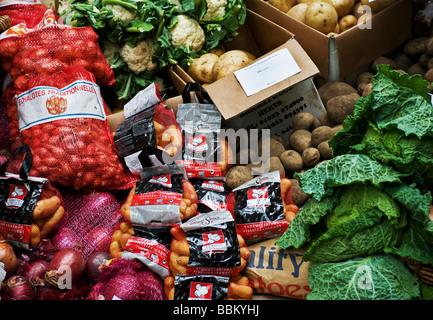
[169,14,205,53]
[202,0,228,21]
[119,39,158,74]
[102,39,121,65]
[105,0,141,24]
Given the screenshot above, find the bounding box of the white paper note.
[234,48,301,96]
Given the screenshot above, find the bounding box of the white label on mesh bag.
[16,80,106,131]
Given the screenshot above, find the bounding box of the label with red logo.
[149,174,172,188]
[189,281,213,300]
[247,187,271,207]
[17,80,105,131]
[6,184,28,208]
[202,230,226,254]
[187,135,208,154]
[178,160,222,178]
[174,274,230,300]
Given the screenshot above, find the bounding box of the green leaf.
[307,254,420,300]
[295,154,406,201]
[275,193,340,250]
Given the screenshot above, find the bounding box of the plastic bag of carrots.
[113,84,183,175]
[164,274,253,300]
[0,145,65,249]
[0,2,58,29]
[227,171,299,244]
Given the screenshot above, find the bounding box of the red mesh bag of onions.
[51,189,124,260]
[13,64,138,190]
[86,258,164,300]
[0,2,58,29]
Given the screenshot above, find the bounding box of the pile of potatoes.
[186,47,256,86]
[224,81,360,207]
[367,35,433,88]
[267,0,397,35]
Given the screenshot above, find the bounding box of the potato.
[292,112,316,131]
[280,149,304,172]
[289,129,313,154]
[267,157,285,176]
[394,53,411,71]
[407,63,426,77]
[268,0,297,12]
[371,56,397,72]
[362,82,372,97]
[403,37,427,57]
[420,53,432,68]
[339,14,357,32]
[212,50,256,81]
[287,3,309,23]
[357,82,369,95]
[186,53,219,83]
[352,1,367,18]
[225,165,254,190]
[356,71,374,86]
[290,179,309,206]
[332,124,344,134]
[302,147,321,167]
[360,0,396,12]
[318,81,357,105]
[209,45,225,57]
[326,92,360,124]
[258,137,286,159]
[317,140,333,159]
[271,134,285,145]
[246,157,285,175]
[319,111,337,127]
[305,2,339,34]
[325,0,355,17]
[236,147,258,165]
[424,68,433,83]
[311,125,335,147]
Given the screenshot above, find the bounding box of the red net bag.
[0,9,114,87]
[51,189,124,259]
[14,64,138,190]
[0,2,58,28]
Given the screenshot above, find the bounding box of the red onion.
[45,248,85,289]
[21,260,49,287]
[2,275,35,300]
[81,227,112,259]
[85,251,111,282]
[86,258,164,300]
[51,228,80,250]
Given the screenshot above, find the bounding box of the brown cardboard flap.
[205,38,319,120]
[244,0,330,77]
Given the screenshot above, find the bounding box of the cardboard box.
[244,0,412,80]
[168,9,325,139]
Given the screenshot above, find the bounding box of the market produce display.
[0,0,432,303]
[64,0,247,101]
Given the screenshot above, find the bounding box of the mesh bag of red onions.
[51,189,124,260]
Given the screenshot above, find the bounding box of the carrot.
[119,232,131,248]
[30,223,41,249]
[164,276,175,300]
[227,282,253,300]
[171,238,190,256]
[32,195,61,220]
[170,225,187,241]
[39,205,65,239]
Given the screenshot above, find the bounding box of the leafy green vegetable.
[294,153,406,202]
[64,0,246,101]
[330,65,433,186]
[275,154,431,264]
[307,254,420,300]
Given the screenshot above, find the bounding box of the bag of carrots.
[0,1,58,29]
[113,83,183,176]
[0,145,65,250]
[163,274,253,300]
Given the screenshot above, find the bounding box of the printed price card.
[234,48,301,96]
